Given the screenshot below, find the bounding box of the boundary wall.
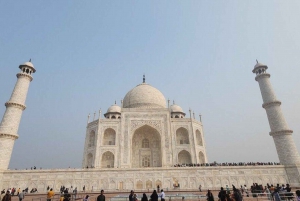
[0,165,291,192]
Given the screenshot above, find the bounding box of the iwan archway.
[132,125,162,168]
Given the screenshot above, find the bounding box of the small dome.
[123,83,166,108]
[252,61,268,73]
[19,61,36,72]
[170,104,184,113]
[107,104,121,113]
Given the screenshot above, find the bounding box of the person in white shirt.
[160,189,165,201]
[244,185,249,197]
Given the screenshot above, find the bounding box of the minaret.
[253,61,300,165]
[0,60,36,170]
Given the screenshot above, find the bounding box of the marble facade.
[0,166,288,192]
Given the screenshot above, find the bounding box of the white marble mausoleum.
[82,78,207,169]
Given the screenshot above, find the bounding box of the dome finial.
[115,100,116,104]
[256,59,258,64]
[173,100,175,104]
[143,74,145,83]
[29,58,31,62]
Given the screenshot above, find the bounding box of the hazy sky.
[1,1,300,169]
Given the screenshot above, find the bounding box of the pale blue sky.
[1,1,300,169]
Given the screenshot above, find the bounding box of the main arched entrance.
[132,125,162,167]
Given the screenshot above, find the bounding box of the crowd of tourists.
[1,187,37,196]
[47,185,80,201]
[206,183,298,201]
[3,182,300,201]
[173,162,281,167]
[0,188,26,201]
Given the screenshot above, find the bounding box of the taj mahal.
[82,75,207,169]
[0,60,300,191]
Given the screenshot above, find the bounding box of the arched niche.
[89,130,95,147]
[196,130,203,146]
[178,150,192,164]
[132,125,162,168]
[176,127,189,145]
[199,151,205,164]
[87,153,93,167]
[146,180,152,189]
[156,180,162,188]
[136,180,143,189]
[103,128,116,145]
[101,151,114,168]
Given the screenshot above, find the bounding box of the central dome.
[123,83,166,108]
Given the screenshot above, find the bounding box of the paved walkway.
[10,191,274,201]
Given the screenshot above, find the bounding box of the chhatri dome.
[107,103,121,113]
[104,102,121,119]
[123,76,166,108]
[170,103,184,113]
[19,59,36,73]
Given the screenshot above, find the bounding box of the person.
[206,190,214,201]
[60,195,64,201]
[129,190,134,201]
[83,195,90,201]
[47,188,55,201]
[199,185,202,192]
[47,186,50,192]
[265,186,271,200]
[150,190,158,201]
[63,193,71,201]
[18,190,25,201]
[17,188,21,196]
[83,186,85,193]
[64,188,69,194]
[133,194,138,201]
[286,184,293,201]
[0,190,6,201]
[273,189,281,201]
[295,190,300,201]
[2,191,11,201]
[233,188,242,201]
[225,193,231,201]
[218,187,226,201]
[74,187,78,200]
[270,185,275,194]
[244,185,249,197]
[240,186,244,195]
[226,185,230,194]
[97,190,105,201]
[141,193,148,201]
[160,190,165,201]
[11,188,15,196]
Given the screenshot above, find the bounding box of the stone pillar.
[253,61,300,186]
[0,61,35,170]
